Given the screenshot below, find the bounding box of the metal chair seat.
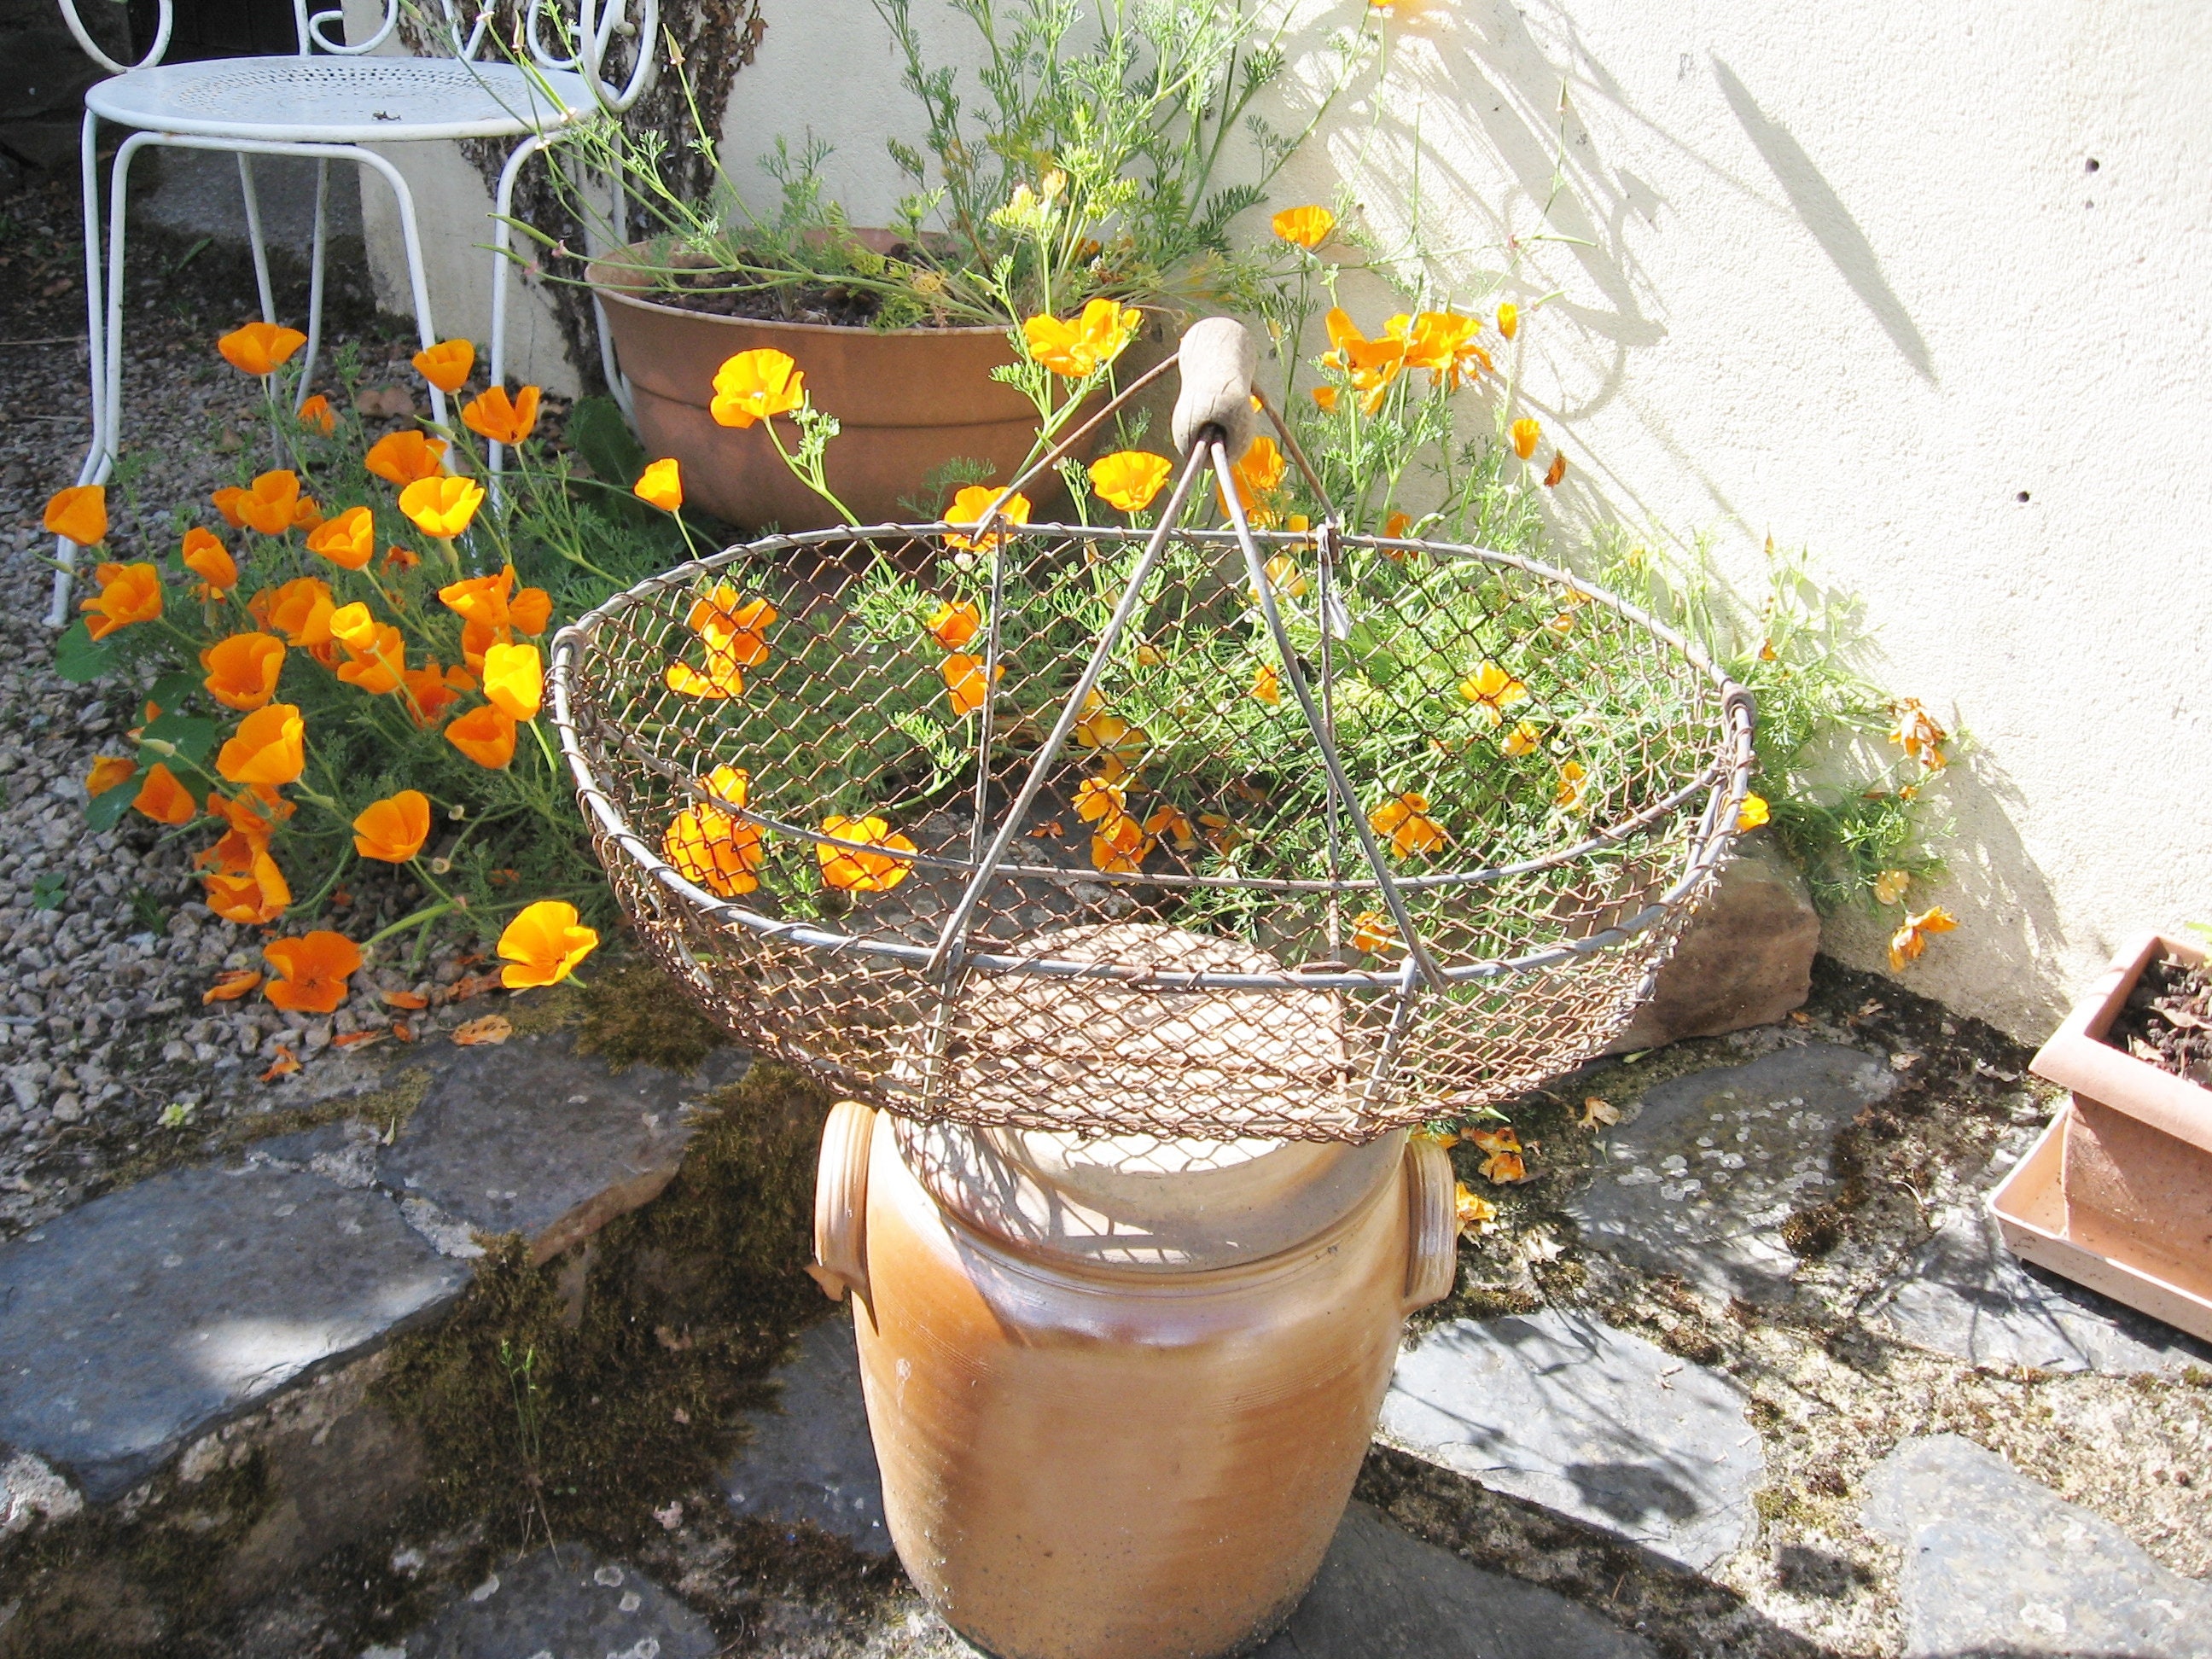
[85,55,596,144]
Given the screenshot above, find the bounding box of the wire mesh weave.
[552,514,1753,1142]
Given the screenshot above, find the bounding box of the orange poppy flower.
[296,393,336,434]
[204,848,290,925]
[665,648,747,701]
[1073,777,1126,824]
[1554,759,1590,810]
[399,474,485,539]
[1543,451,1568,488]
[940,652,1003,717]
[1320,309,1407,411]
[1143,802,1197,852]
[1351,911,1398,954]
[1383,512,1412,538]
[1089,808,1150,874]
[216,702,306,787]
[944,486,1031,552]
[399,659,465,727]
[481,641,542,721]
[1458,661,1529,726]
[210,486,250,529]
[445,704,516,769]
[461,384,541,446]
[925,599,981,651]
[1088,451,1173,514]
[352,789,430,862]
[1022,299,1140,377]
[247,576,336,647]
[364,429,448,486]
[218,321,308,376]
[80,562,163,639]
[85,754,137,797]
[1510,417,1541,461]
[1312,385,1340,415]
[132,761,197,825]
[181,527,237,597]
[263,930,363,1014]
[1888,905,1958,972]
[1497,303,1519,340]
[208,787,293,838]
[411,338,474,393]
[438,565,515,630]
[634,457,682,511]
[1252,663,1281,704]
[203,969,264,1004]
[44,484,108,545]
[508,585,551,637]
[1500,719,1542,757]
[306,505,375,570]
[1396,310,1491,390]
[1370,791,1447,859]
[663,786,767,897]
[685,585,776,666]
[1272,205,1336,249]
[328,601,378,652]
[201,632,287,711]
[288,494,324,533]
[382,544,421,573]
[496,900,600,989]
[336,620,407,696]
[1219,434,1287,523]
[1889,698,1948,769]
[709,349,805,428]
[226,470,300,535]
[1736,793,1771,831]
[817,814,916,893]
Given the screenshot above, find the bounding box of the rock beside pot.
[589,245,1052,532]
[1608,833,1820,1053]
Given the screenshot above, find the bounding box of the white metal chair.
[49,0,657,626]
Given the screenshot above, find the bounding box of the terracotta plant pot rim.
[585,244,1017,341]
[2029,929,2212,1157]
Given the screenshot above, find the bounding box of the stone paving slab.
[1379,1310,1762,1570]
[1565,1043,1898,1303]
[0,1161,467,1502]
[378,1033,748,1263]
[381,1545,718,1659]
[1863,1434,2212,1657]
[723,1310,893,1555]
[1256,1501,1655,1658]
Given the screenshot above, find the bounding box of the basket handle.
[1400,1136,1458,1313]
[806,1099,876,1304]
[1172,317,1259,458]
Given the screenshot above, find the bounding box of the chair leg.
[236,154,277,325]
[487,132,556,489]
[50,110,108,629]
[294,157,330,415]
[347,148,449,432]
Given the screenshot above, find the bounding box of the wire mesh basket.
[552,324,1754,1141]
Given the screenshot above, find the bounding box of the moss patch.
[572,959,729,1074]
[371,1060,831,1555]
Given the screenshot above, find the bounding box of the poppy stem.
[362,899,457,952]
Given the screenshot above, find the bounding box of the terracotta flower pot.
[810,1101,1458,1659]
[588,244,1061,532]
[1991,931,2212,1342]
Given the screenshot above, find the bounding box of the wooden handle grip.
[1173,317,1259,460]
[1401,1136,1459,1313]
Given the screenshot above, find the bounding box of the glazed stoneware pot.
[1991,930,2212,1342]
[588,244,1059,532]
[810,1101,1457,1659]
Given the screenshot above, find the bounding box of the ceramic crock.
[809,1101,1456,1659]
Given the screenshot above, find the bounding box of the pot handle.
[1401,1136,1458,1313]
[806,1099,876,1304]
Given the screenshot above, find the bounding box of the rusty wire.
[552,480,1755,1141]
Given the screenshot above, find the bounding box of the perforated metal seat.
[49,1,656,626]
[85,55,597,144]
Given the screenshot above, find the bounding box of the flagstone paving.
[1379,1309,1764,1570]
[372,1545,719,1659]
[1563,1041,1900,1304]
[724,1312,894,1556]
[1864,1434,2212,1658]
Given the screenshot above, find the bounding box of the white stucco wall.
[373,0,2212,1042]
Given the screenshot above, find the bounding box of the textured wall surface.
[373,1,2212,1041]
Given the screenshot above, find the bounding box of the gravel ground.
[0,173,468,1242]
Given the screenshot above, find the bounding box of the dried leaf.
[1578,1097,1620,1128]
[451,971,504,1002]
[333,1029,386,1049]
[203,969,262,1004]
[452,1014,514,1047]
[381,989,429,1010]
[391,1022,416,1044]
[260,1045,300,1082]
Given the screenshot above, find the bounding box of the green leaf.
[84,777,138,833]
[138,712,218,768]
[148,672,201,714]
[568,396,649,492]
[53,618,120,684]
[29,872,66,911]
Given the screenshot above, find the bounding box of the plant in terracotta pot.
[1991,929,2212,1343]
[520,0,1371,527]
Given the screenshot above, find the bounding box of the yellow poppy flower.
[1736,793,1771,831]
[634,457,682,511]
[1351,911,1398,953]
[710,348,805,428]
[352,789,431,863]
[1022,298,1140,377]
[306,504,375,571]
[1370,792,1447,859]
[1510,417,1540,461]
[216,703,306,788]
[1497,302,1518,340]
[1554,760,1590,811]
[1252,663,1281,705]
[1271,206,1336,249]
[1090,807,1150,874]
[496,900,600,989]
[1888,905,1958,971]
[685,586,776,665]
[1500,719,1542,757]
[218,320,307,376]
[1872,869,1912,906]
[944,486,1031,552]
[399,474,486,539]
[818,814,916,893]
[1458,661,1529,725]
[482,641,543,722]
[1087,451,1173,514]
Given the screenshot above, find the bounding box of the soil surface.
[2106,951,2212,1086]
